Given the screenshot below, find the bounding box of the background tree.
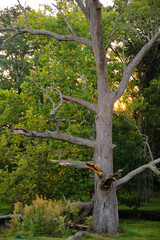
[0,0,160,235]
[0,5,33,93]
[113,0,160,201]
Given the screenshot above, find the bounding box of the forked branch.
[28,77,63,116]
[116,158,160,188]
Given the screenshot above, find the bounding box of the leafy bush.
[10,195,79,237]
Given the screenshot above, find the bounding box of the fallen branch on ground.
[0,214,22,220]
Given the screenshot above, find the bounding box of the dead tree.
[0,0,160,235]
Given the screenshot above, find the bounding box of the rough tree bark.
[0,0,160,236]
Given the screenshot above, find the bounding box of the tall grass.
[10,195,79,237]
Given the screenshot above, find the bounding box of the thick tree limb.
[116,158,160,188]
[62,94,97,113]
[114,30,160,101]
[50,159,94,168]
[0,28,92,49]
[10,128,96,148]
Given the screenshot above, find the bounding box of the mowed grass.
[80,220,160,240]
[0,220,160,240]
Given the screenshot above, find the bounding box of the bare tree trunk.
[93,183,119,234]
[92,94,119,235]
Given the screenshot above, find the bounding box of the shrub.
[10,195,79,237]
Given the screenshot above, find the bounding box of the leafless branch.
[7,7,16,28]
[105,0,129,50]
[62,94,97,113]
[48,87,63,115]
[114,30,160,101]
[75,0,89,19]
[28,77,63,116]
[109,46,123,63]
[17,0,30,28]
[122,117,154,162]
[44,116,76,123]
[62,195,94,210]
[50,159,94,168]
[0,31,19,50]
[10,128,96,148]
[116,158,160,187]
[0,28,92,48]
[128,19,150,41]
[52,3,77,37]
[119,33,126,69]
[149,1,154,34]
[0,214,22,220]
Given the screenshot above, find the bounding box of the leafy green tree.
[113,0,160,200]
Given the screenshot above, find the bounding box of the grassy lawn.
[0,220,160,240]
[80,220,160,240]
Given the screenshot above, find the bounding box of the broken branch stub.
[85,162,102,176]
[85,163,123,190]
[50,159,94,169]
[101,169,122,190]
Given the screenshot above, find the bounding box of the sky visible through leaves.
[0,0,113,10]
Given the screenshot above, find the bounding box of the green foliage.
[0,1,159,215]
[118,192,141,209]
[143,78,160,127]
[14,233,23,239]
[10,195,79,237]
[0,6,34,91]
